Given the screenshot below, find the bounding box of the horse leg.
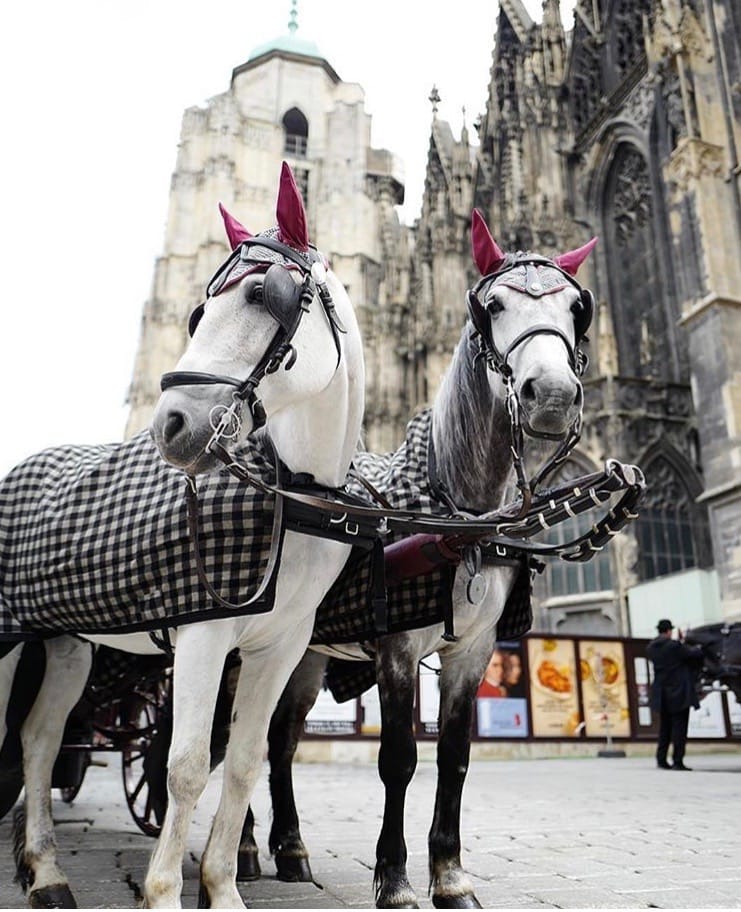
[428,648,491,909]
[0,644,25,819]
[267,648,326,882]
[198,626,315,909]
[143,627,227,909]
[17,636,92,909]
[374,638,419,909]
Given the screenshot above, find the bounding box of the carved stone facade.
[125,33,406,453]
[127,1,740,635]
[410,0,740,633]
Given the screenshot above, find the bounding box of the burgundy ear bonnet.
[468,208,598,342]
[276,161,310,251]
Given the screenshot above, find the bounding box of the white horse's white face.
[478,269,584,438]
[151,261,348,474]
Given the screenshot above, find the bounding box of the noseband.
[160,235,345,440]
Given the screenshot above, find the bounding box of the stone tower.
[125,7,407,451]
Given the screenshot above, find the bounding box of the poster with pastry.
[527,638,582,737]
[578,640,631,738]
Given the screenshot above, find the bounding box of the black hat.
[657,619,674,633]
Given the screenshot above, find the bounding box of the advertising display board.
[304,687,357,735]
[526,637,582,737]
[475,640,528,738]
[578,640,631,738]
[301,634,740,744]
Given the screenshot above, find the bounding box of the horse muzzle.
[151,388,250,474]
[517,371,583,439]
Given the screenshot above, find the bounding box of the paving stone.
[1,751,740,908]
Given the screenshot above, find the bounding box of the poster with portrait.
[578,640,631,738]
[527,638,581,737]
[476,640,528,737]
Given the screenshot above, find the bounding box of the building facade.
[125,21,407,452]
[411,0,740,635]
[126,0,740,637]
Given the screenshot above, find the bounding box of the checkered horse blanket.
[0,410,532,681]
[313,409,534,701]
[0,431,279,641]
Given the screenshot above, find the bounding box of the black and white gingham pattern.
[313,409,533,650]
[0,431,278,640]
[0,407,531,664]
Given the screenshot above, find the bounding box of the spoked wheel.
[120,669,173,837]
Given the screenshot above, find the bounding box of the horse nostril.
[163,411,186,444]
[573,382,584,409]
[521,379,536,404]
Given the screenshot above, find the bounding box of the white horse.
[0,162,365,908]
[239,209,599,908]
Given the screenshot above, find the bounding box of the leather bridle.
[466,255,595,514]
[160,235,345,440]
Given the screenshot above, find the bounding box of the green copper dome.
[247,1,322,62]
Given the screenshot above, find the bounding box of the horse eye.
[245,285,263,305]
[486,297,504,316]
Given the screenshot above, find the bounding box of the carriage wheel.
[120,669,172,838]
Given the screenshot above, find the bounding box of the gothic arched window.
[634,453,709,581]
[603,144,671,379]
[282,108,308,158]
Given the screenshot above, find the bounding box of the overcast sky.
[0,0,576,477]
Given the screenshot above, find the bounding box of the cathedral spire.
[429,84,441,119]
[542,0,562,29]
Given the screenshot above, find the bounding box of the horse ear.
[219,203,253,250]
[276,161,309,251]
[471,209,506,275]
[554,237,599,276]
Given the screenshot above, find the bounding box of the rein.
[169,248,645,616]
[204,439,645,563]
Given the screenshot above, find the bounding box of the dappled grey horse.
[240,209,606,908]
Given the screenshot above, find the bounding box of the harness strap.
[207,441,645,563]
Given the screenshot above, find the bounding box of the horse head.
[151,163,364,483]
[468,208,597,440]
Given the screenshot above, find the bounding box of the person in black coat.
[646,619,703,770]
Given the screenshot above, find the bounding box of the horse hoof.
[236,848,261,882]
[275,854,314,882]
[29,884,77,908]
[432,894,481,909]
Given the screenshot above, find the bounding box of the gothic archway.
[602,142,673,379]
[634,440,711,580]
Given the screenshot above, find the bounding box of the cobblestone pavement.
[0,750,739,909]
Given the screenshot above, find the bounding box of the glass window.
[282,107,308,158]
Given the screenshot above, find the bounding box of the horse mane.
[431,323,513,511]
